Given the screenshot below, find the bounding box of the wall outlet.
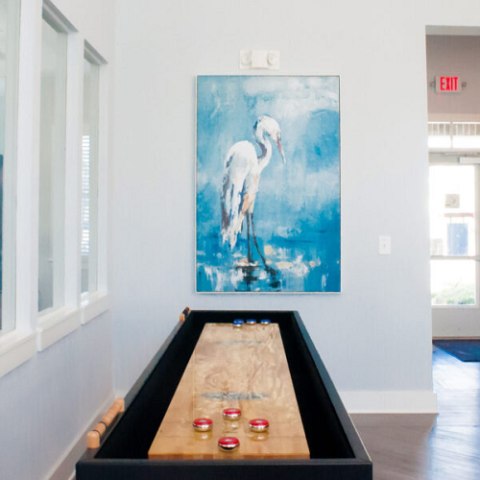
[379,236,391,255]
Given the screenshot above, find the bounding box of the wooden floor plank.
[148,323,309,459]
[352,345,480,480]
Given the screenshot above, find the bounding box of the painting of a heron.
[196,76,340,293]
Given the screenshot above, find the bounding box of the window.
[1,1,110,376]
[428,122,480,150]
[38,15,67,313]
[0,0,20,333]
[81,55,100,294]
[430,164,478,306]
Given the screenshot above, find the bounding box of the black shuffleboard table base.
[76,310,372,480]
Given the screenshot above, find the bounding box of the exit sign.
[436,76,462,93]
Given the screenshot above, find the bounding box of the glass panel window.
[428,122,452,149]
[430,163,478,307]
[431,259,476,306]
[38,17,67,312]
[429,165,476,257]
[81,57,100,294]
[428,122,480,150]
[452,123,480,149]
[0,0,19,333]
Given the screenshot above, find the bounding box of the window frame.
[81,43,107,305]
[80,41,108,322]
[37,1,81,349]
[0,0,41,375]
[429,154,480,309]
[37,6,70,315]
[0,0,21,335]
[0,0,109,377]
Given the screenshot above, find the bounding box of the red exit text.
[436,76,462,93]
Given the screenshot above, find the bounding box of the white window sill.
[81,292,110,324]
[0,294,110,376]
[37,293,110,351]
[0,330,36,378]
[37,307,82,351]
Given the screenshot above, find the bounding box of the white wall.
[0,313,112,480]
[112,0,480,414]
[0,1,116,479]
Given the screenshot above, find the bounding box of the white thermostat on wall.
[445,193,460,208]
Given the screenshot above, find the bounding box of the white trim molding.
[0,331,36,378]
[85,39,107,65]
[95,50,109,296]
[42,0,77,34]
[340,390,438,414]
[37,307,81,351]
[35,293,110,352]
[35,292,110,351]
[81,292,110,324]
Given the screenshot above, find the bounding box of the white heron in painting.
[221,115,286,271]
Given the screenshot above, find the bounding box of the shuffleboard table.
[76,310,372,480]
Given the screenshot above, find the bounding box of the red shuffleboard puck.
[222,408,242,420]
[218,436,240,451]
[249,418,269,432]
[192,418,213,432]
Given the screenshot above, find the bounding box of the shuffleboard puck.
[192,418,213,432]
[246,319,257,325]
[223,408,242,420]
[218,437,240,452]
[233,319,244,328]
[260,319,271,325]
[249,418,269,432]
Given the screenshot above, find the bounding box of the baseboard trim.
[340,390,438,414]
[46,394,114,480]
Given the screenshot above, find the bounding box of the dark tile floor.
[352,346,480,480]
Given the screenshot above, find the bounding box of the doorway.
[429,152,479,307]
[427,32,480,338]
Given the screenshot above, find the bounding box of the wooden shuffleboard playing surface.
[148,322,310,459]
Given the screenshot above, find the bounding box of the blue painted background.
[196,76,340,293]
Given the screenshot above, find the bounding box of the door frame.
[430,152,480,337]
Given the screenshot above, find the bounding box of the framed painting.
[196,76,341,293]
